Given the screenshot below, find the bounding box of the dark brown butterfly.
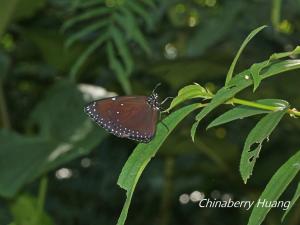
[84,87,162,143]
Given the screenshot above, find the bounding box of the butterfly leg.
[159,97,174,111]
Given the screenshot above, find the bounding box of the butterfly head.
[147,92,160,111]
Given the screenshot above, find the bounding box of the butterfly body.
[84,93,160,143]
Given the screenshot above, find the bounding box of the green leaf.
[207,99,288,129]
[249,61,269,92]
[191,58,300,141]
[115,10,135,37]
[117,8,151,55]
[192,74,251,141]
[249,46,300,91]
[65,20,109,48]
[269,46,300,60]
[0,81,106,198]
[70,33,108,80]
[0,132,56,198]
[10,194,54,225]
[111,26,134,74]
[126,1,153,29]
[282,182,300,222]
[166,84,213,112]
[225,25,267,85]
[240,104,289,184]
[117,103,202,225]
[107,42,132,94]
[131,24,151,55]
[191,120,200,142]
[247,150,300,225]
[262,59,300,79]
[62,8,111,31]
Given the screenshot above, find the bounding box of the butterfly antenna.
[152,83,162,94]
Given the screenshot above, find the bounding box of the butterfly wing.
[84,96,158,143]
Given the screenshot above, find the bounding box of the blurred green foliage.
[1,0,300,225]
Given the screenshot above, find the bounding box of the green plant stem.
[37,176,48,210]
[34,176,48,225]
[232,98,279,111]
[271,0,282,29]
[160,157,174,225]
[0,79,11,129]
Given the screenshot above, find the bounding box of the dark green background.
[0,0,300,225]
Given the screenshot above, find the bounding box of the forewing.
[84,96,158,142]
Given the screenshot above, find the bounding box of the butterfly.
[84,85,167,143]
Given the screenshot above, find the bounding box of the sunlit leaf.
[191,59,300,141]
[117,103,202,225]
[166,84,212,112]
[247,150,300,225]
[240,103,289,184]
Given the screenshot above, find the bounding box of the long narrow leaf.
[107,42,131,94]
[70,33,108,80]
[126,1,153,29]
[111,27,134,75]
[65,20,109,48]
[282,182,300,221]
[62,8,111,31]
[240,104,289,183]
[247,150,300,225]
[117,103,202,225]
[225,25,267,85]
[117,8,151,55]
